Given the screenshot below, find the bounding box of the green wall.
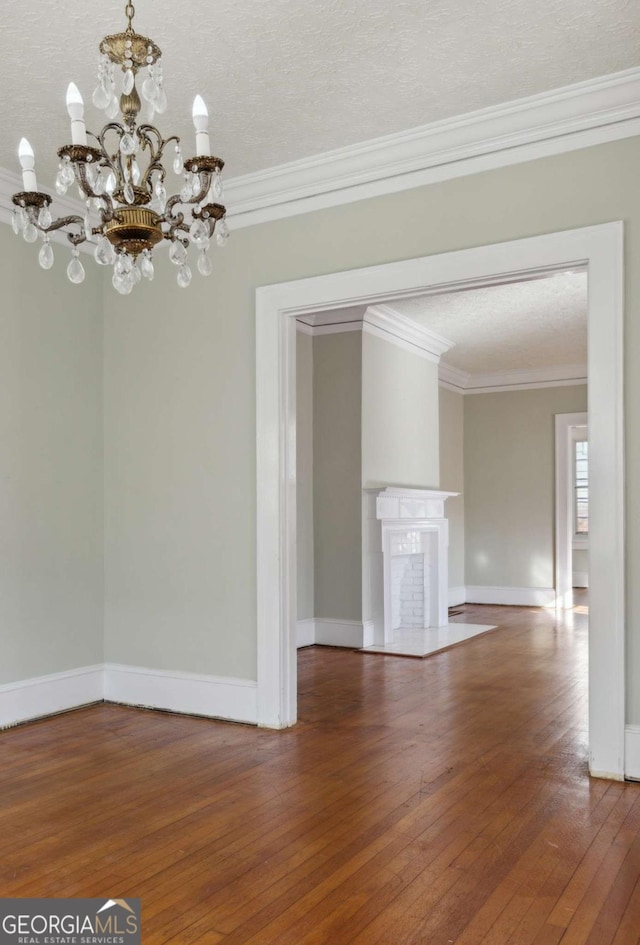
[0,226,104,683]
[464,385,588,589]
[97,135,640,717]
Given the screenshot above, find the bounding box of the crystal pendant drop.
[189,218,209,247]
[173,146,183,175]
[197,250,212,277]
[180,182,192,203]
[105,172,117,195]
[38,205,52,229]
[11,211,22,235]
[139,251,154,281]
[61,161,75,187]
[177,264,192,288]
[120,133,136,156]
[95,235,115,266]
[122,69,135,95]
[23,222,38,243]
[131,159,141,185]
[155,87,168,114]
[124,182,135,204]
[67,250,85,284]
[93,173,105,196]
[105,96,119,120]
[169,240,187,266]
[55,172,68,197]
[93,81,111,109]
[215,219,230,247]
[112,270,133,295]
[142,73,157,103]
[39,239,54,270]
[154,179,167,211]
[213,169,224,199]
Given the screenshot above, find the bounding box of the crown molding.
[296,319,362,336]
[438,362,472,390]
[224,68,640,229]
[2,68,638,246]
[363,304,454,363]
[439,361,588,394]
[295,303,455,363]
[296,308,585,391]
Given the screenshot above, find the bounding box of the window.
[574,438,588,538]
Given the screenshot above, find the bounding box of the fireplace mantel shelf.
[376,487,459,524]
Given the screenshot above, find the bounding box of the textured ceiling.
[2,0,638,187]
[392,272,587,374]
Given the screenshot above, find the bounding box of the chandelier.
[11,1,229,294]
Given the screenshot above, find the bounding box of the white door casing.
[255,223,624,781]
[555,413,588,609]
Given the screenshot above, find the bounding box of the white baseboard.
[104,663,257,724]
[573,571,589,588]
[0,664,104,729]
[464,586,556,607]
[448,586,467,608]
[624,726,640,781]
[0,663,258,728]
[296,618,316,648]
[304,618,373,648]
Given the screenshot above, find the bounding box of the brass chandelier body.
[11,1,229,293]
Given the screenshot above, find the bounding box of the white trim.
[555,412,588,609]
[255,223,625,781]
[625,726,640,781]
[314,619,375,649]
[439,362,587,394]
[296,618,375,648]
[573,571,589,588]
[465,586,556,607]
[296,618,316,648]
[448,586,467,608]
[104,664,257,724]
[0,664,104,729]
[363,305,454,363]
[4,69,639,241]
[295,320,315,336]
[227,69,640,228]
[299,320,362,336]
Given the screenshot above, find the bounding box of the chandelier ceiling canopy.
[11,1,229,294]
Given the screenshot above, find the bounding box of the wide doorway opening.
[256,224,624,779]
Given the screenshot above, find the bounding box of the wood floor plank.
[2,596,640,944]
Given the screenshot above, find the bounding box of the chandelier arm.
[74,163,115,217]
[191,172,214,206]
[41,216,88,247]
[162,195,185,220]
[137,127,179,195]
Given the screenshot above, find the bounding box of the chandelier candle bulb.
[18,138,37,191]
[192,95,210,156]
[66,83,87,146]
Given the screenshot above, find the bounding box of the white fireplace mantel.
[376,487,459,523]
[375,488,459,642]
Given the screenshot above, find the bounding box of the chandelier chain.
[125,3,136,30]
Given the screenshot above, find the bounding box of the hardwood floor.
[2,600,640,943]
